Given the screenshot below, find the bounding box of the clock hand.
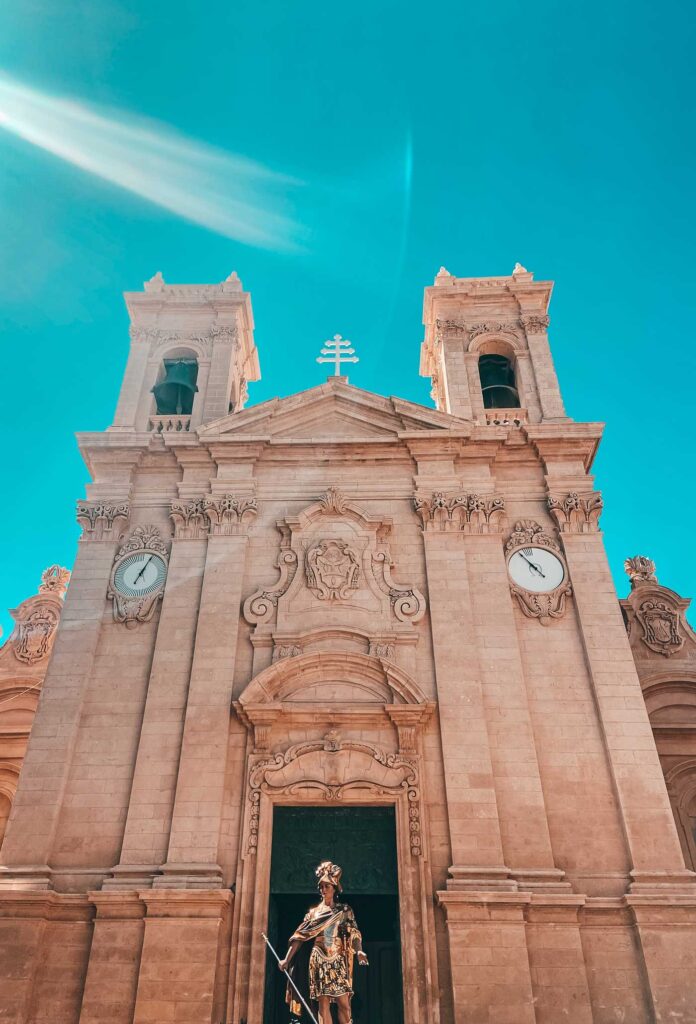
[519,552,546,578]
[133,556,153,584]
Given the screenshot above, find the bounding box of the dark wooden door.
[264,807,403,1024]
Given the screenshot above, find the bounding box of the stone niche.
[243,487,425,674]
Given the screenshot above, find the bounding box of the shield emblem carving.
[306,539,361,601]
[637,599,684,657]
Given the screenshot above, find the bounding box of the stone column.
[461,504,564,890]
[0,503,129,889]
[157,496,257,886]
[415,495,509,887]
[106,500,208,888]
[549,492,694,889]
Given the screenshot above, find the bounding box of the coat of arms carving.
[13,607,60,664]
[306,539,360,601]
[636,599,683,657]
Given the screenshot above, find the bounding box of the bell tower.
[420,263,566,424]
[110,270,260,434]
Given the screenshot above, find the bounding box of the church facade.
[1,265,696,1023]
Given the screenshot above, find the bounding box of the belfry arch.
[229,651,439,1024]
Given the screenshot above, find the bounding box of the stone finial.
[39,565,71,597]
[223,271,242,291]
[436,266,451,278]
[624,555,658,588]
[144,271,165,291]
[512,262,528,275]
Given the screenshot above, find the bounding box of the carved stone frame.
[505,519,572,626]
[227,652,440,1024]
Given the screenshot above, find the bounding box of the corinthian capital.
[203,495,258,536]
[414,492,506,534]
[520,314,550,334]
[77,501,130,541]
[547,492,602,533]
[170,498,209,540]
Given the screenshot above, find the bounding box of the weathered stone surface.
[0,267,695,1023]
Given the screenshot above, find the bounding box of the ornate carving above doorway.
[243,489,426,645]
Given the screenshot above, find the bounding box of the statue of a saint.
[278,861,368,1024]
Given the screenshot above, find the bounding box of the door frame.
[227,652,440,1024]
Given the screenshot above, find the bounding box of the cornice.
[525,422,604,471]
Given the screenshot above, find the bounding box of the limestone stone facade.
[1,267,695,1023]
[0,565,70,848]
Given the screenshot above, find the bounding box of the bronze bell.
[152,360,199,415]
[478,354,520,409]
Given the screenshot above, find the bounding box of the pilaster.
[132,890,232,1024]
[0,503,130,888]
[436,891,536,1023]
[158,495,258,885]
[459,505,566,890]
[107,499,209,887]
[80,892,145,1024]
[549,490,695,890]
[415,491,511,888]
[627,894,696,1021]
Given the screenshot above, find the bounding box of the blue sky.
[1,0,694,637]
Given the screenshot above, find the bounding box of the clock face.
[113,553,167,598]
[508,546,565,593]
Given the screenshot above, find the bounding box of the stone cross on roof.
[316,334,359,378]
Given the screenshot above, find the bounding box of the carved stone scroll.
[372,551,426,623]
[244,530,298,625]
[548,492,603,533]
[246,735,424,856]
[77,501,129,542]
[244,489,426,633]
[520,314,550,333]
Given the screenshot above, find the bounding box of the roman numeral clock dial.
[113,553,167,597]
[107,526,169,627]
[505,522,572,626]
[507,546,565,593]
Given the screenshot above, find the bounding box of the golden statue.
[278,861,368,1024]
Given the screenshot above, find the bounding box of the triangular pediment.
[198,380,469,442]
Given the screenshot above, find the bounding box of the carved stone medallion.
[12,606,60,664]
[306,539,360,601]
[636,599,684,657]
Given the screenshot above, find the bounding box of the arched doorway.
[228,651,439,1024]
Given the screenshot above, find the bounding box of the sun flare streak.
[0,73,304,250]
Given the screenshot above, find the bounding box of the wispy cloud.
[0,72,304,251]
